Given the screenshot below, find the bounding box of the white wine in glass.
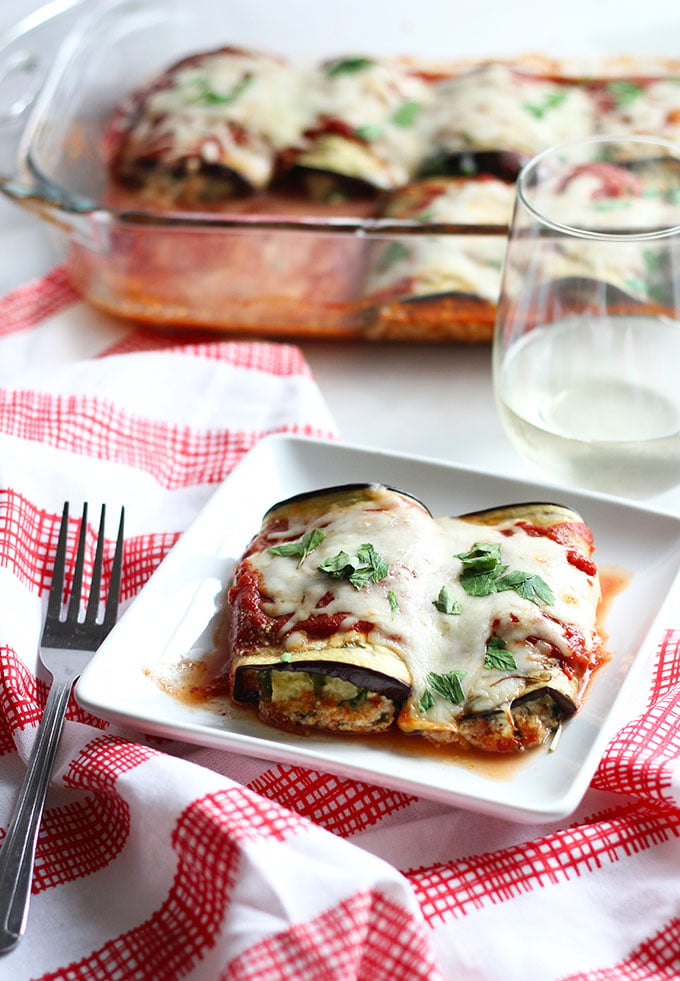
[493,137,680,499]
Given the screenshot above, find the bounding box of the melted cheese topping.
[120,50,313,188]
[426,65,596,157]
[119,51,433,191]
[366,178,515,301]
[517,166,680,303]
[115,50,680,205]
[246,487,601,727]
[597,79,680,144]
[298,59,434,187]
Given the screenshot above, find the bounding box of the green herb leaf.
[326,56,374,77]
[432,586,462,615]
[456,541,554,605]
[459,566,509,596]
[318,549,358,576]
[279,651,293,663]
[494,570,555,605]
[355,123,383,142]
[318,543,389,590]
[348,565,379,589]
[427,670,465,704]
[391,100,421,127]
[357,543,389,580]
[388,590,399,615]
[483,636,517,671]
[418,688,435,713]
[523,91,567,119]
[190,75,253,106]
[606,80,644,108]
[456,542,503,573]
[268,528,326,567]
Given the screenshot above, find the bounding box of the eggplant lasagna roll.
[224,484,606,753]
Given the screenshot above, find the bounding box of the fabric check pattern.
[0,269,678,980]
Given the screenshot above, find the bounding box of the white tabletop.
[2,0,679,515]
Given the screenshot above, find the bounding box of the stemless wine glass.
[493,136,680,499]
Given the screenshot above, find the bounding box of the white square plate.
[76,435,680,822]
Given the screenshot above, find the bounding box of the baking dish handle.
[0,0,92,188]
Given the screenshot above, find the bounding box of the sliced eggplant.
[232,649,411,735]
[361,175,513,340]
[263,483,431,519]
[108,46,311,203]
[455,687,577,753]
[422,64,596,174]
[224,488,604,751]
[285,55,434,194]
[418,149,528,182]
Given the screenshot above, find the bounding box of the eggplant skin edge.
[262,482,431,519]
[235,663,575,752]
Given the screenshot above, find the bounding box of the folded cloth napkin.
[1,270,679,981]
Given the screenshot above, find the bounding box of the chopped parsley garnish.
[457,542,502,573]
[388,590,399,615]
[355,123,383,142]
[483,636,517,671]
[268,528,326,567]
[417,688,435,713]
[606,80,644,108]
[318,542,389,590]
[494,569,555,605]
[190,75,253,106]
[427,670,466,704]
[391,100,421,127]
[456,542,554,606]
[432,586,462,615]
[523,91,567,119]
[326,56,374,77]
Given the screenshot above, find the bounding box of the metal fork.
[0,502,125,954]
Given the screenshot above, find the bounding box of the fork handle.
[0,677,73,954]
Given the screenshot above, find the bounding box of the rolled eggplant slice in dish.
[106,46,311,204]
[224,486,606,751]
[362,175,513,341]
[404,500,603,752]
[420,64,596,178]
[225,484,429,734]
[284,55,435,194]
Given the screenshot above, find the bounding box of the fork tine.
[45,502,70,623]
[103,506,125,632]
[84,505,107,625]
[66,502,88,624]
[0,499,125,951]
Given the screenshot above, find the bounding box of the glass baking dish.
[0,0,513,341]
[1,0,678,341]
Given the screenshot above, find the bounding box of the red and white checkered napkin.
[1,270,679,981]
